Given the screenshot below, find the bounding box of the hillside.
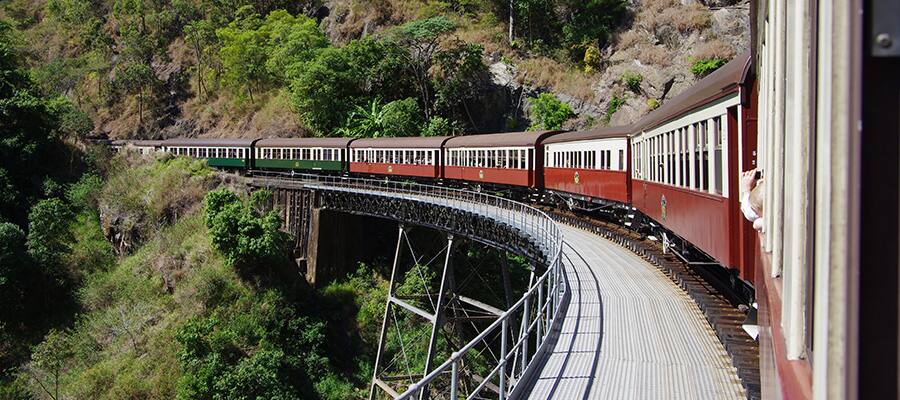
[0,0,748,139]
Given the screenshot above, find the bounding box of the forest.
[0,0,659,139]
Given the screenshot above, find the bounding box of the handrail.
[248,170,567,399]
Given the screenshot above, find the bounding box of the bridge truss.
[251,172,567,400]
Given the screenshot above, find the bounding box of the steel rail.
[248,170,567,399]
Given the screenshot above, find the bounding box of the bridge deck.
[522,225,745,399]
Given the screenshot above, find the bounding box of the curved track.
[521,225,745,399]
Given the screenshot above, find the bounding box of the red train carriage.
[630,52,754,279]
[349,136,450,179]
[443,131,561,188]
[542,126,632,204]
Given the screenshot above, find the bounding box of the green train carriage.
[253,138,354,172]
[162,138,257,168]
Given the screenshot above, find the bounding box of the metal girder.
[315,189,546,266]
[370,226,458,400]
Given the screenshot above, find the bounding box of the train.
[112,53,755,295]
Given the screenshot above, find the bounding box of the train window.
[714,117,723,195]
[670,132,675,183]
[701,122,710,191]
[657,137,664,182]
[618,149,624,171]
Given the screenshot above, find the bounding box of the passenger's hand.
[740,169,758,194]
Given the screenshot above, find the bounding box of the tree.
[262,10,328,84]
[339,99,388,138]
[0,222,26,296]
[204,189,288,268]
[433,42,489,130]
[26,198,75,268]
[28,329,73,400]
[422,116,461,137]
[527,93,573,130]
[175,291,329,400]
[288,38,415,136]
[216,7,269,102]
[184,20,218,99]
[382,98,423,137]
[388,17,457,120]
[0,21,71,225]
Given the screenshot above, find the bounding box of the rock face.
[492,0,750,130]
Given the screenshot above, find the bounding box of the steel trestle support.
[369,225,458,400]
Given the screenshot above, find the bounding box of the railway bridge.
[250,173,747,399]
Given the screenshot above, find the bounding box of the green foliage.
[68,211,115,276]
[508,0,628,60]
[175,290,328,400]
[30,329,74,400]
[382,98,424,137]
[423,116,462,137]
[690,57,728,78]
[0,222,26,292]
[389,16,458,120]
[647,98,659,110]
[0,21,80,225]
[203,188,289,268]
[433,42,489,125]
[396,16,457,42]
[288,38,416,135]
[621,70,643,92]
[216,8,270,101]
[338,97,425,138]
[66,173,103,211]
[527,93,573,130]
[604,94,626,124]
[338,98,389,138]
[27,198,75,268]
[214,8,329,102]
[583,44,602,73]
[560,0,629,55]
[262,10,328,83]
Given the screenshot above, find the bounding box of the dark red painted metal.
[444,166,534,188]
[349,162,441,179]
[543,168,630,203]
[632,179,736,268]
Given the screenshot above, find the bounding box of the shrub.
[203,189,289,268]
[66,173,103,211]
[604,95,626,124]
[647,98,660,110]
[583,45,602,73]
[422,116,461,137]
[27,198,74,268]
[175,290,328,400]
[690,57,728,78]
[527,93,573,130]
[621,71,643,92]
[382,98,423,137]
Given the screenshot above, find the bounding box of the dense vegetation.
[0,0,656,137]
